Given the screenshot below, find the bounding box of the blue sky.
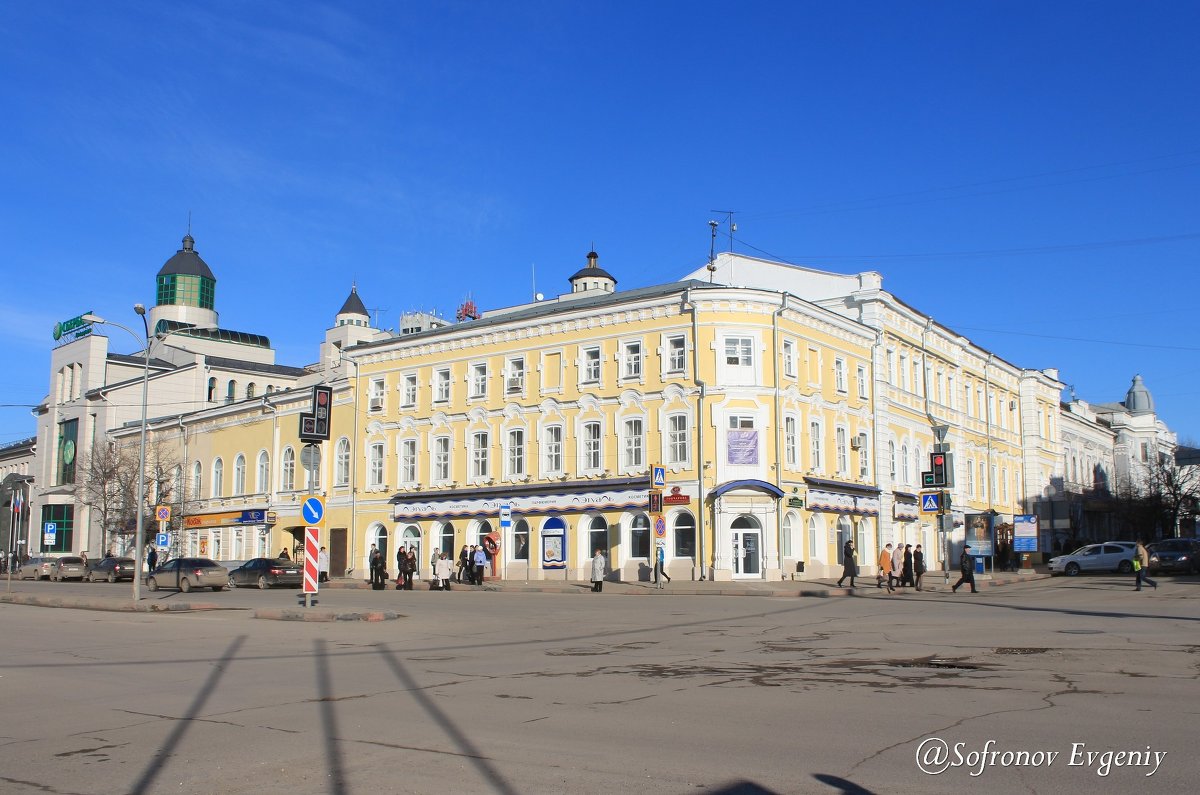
[2,1,1198,446]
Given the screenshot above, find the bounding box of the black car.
[84,557,138,582]
[1147,539,1200,575]
[227,557,303,589]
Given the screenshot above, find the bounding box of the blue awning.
[711,479,786,499]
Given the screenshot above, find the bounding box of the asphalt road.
[0,575,1195,794]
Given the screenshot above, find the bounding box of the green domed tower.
[149,234,220,333]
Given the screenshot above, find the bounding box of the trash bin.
[796,561,805,573]
[975,558,985,575]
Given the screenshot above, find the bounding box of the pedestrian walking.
[913,544,927,591]
[590,548,606,592]
[146,544,159,576]
[1134,540,1158,591]
[318,546,330,582]
[837,539,857,588]
[405,549,418,590]
[472,545,488,585]
[902,544,914,587]
[952,544,978,593]
[877,544,894,591]
[457,545,470,583]
[434,552,453,591]
[430,548,440,584]
[368,544,384,586]
[890,542,904,589]
[395,547,411,590]
[654,543,671,588]
[279,548,290,560]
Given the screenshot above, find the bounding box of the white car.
[1048,543,1136,576]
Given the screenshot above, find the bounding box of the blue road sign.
[301,497,325,525]
[156,532,170,548]
[920,493,940,512]
[651,466,666,488]
[499,504,512,528]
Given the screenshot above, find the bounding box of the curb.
[0,593,227,612]
[252,608,403,622]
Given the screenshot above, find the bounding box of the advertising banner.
[1013,514,1039,552]
[964,513,995,557]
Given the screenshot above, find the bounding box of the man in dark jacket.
[952,544,978,593]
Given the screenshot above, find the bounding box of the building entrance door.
[731,515,762,577]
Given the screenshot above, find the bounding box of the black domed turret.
[338,285,368,317]
[568,250,617,293]
[157,234,216,280]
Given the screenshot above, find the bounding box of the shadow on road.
[315,638,348,795]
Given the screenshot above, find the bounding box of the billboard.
[964,513,995,557]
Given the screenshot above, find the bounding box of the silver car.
[17,557,55,580]
[145,557,228,593]
[50,556,87,581]
[1048,543,1136,576]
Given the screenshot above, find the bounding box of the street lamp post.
[83,308,211,601]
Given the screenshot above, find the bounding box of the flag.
[12,491,22,515]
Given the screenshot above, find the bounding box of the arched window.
[257,451,270,493]
[226,380,236,404]
[783,512,796,556]
[211,458,224,498]
[335,438,351,486]
[888,441,896,479]
[900,444,910,485]
[192,461,202,500]
[511,519,529,561]
[474,520,493,549]
[807,515,820,558]
[370,523,389,563]
[439,521,455,555]
[587,515,608,559]
[207,377,217,402]
[233,454,246,496]
[246,382,256,398]
[628,513,650,559]
[672,512,695,558]
[281,447,295,491]
[836,516,852,564]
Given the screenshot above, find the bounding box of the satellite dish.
[534,292,544,301]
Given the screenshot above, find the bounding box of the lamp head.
[81,313,105,324]
[134,304,146,316]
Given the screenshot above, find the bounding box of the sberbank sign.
[52,312,94,344]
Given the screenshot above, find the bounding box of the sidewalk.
[323,568,1052,597]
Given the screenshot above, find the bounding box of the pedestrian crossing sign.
[920,493,940,513]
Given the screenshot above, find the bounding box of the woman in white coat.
[434,552,454,591]
[590,549,606,592]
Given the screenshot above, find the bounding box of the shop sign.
[52,312,94,344]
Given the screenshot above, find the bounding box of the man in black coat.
[952,544,978,593]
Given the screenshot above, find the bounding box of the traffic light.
[299,385,332,442]
[648,489,663,513]
[930,452,949,487]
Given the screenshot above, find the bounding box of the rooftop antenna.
[187,210,192,236]
[370,306,389,328]
[710,210,737,282]
[707,220,719,282]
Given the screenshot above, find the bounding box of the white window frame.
[401,373,418,408]
[834,358,847,393]
[724,336,753,367]
[666,334,687,375]
[784,416,798,468]
[506,356,525,395]
[367,442,385,488]
[506,428,526,478]
[782,338,797,378]
[434,368,451,404]
[581,346,601,384]
[836,426,848,474]
[856,365,868,399]
[211,457,224,498]
[621,339,643,381]
[368,378,386,413]
[809,422,823,472]
[233,454,246,496]
[622,417,645,470]
[666,413,690,466]
[581,421,603,473]
[470,362,488,399]
[399,438,417,486]
[335,438,351,486]
[281,447,295,491]
[543,424,563,475]
[256,451,270,493]
[471,431,490,480]
[433,435,451,483]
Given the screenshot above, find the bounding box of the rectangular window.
[782,339,797,378]
[368,378,385,413]
[857,434,869,478]
[582,346,601,383]
[368,442,384,487]
[434,436,450,481]
[836,427,848,473]
[583,422,602,471]
[785,416,797,468]
[623,341,643,379]
[899,353,909,391]
[810,422,823,471]
[400,439,416,485]
[434,369,450,403]
[668,414,689,465]
[667,335,686,373]
[856,365,868,399]
[39,503,74,553]
[886,349,896,385]
[623,418,644,468]
[507,429,525,477]
[834,358,847,393]
[725,336,753,366]
[470,363,488,398]
[402,374,417,407]
[57,418,78,485]
[544,425,563,474]
[506,357,525,394]
[472,432,490,479]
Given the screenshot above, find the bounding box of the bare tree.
[77,438,183,555]
[1110,449,1200,540]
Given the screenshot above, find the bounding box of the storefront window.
[673,512,695,558]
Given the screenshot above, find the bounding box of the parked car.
[146,558,228,592]
[17,557,56,580]
[85,557,138,582]
[49,556,87,581]
[228,557,303,589]
[1147,539,1200,575]
[1048,543,1136,576]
